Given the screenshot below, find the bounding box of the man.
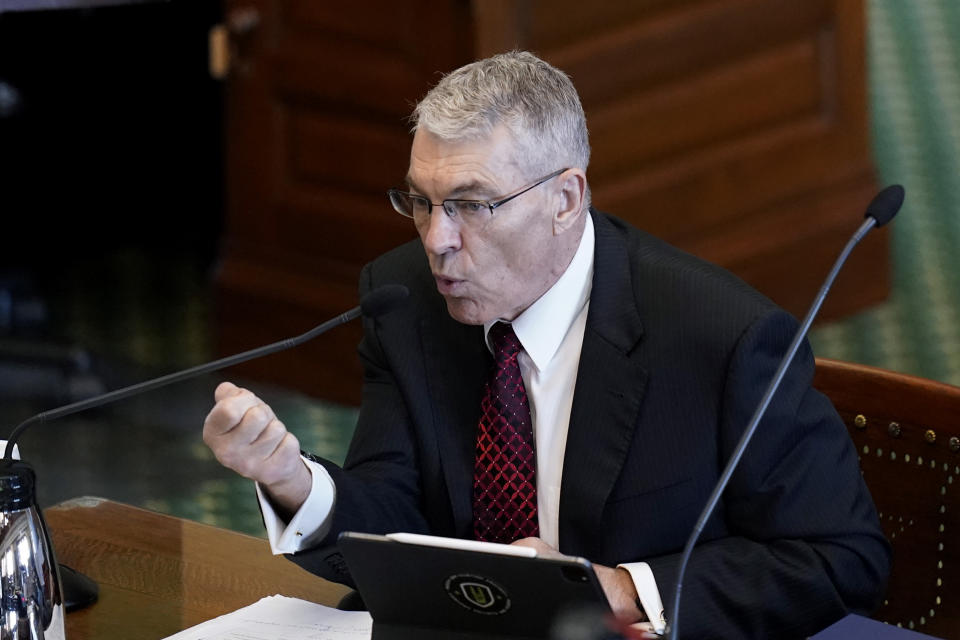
[204,51,890,638]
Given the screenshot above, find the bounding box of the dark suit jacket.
[291,210,890,639]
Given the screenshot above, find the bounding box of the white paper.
[163,595,372,640]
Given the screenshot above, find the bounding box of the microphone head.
[865,184,905,227]
[360,284,410,318]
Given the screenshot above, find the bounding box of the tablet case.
[338,531,611,640]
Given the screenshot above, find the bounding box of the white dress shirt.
[490,214,594,550]
[257,214,663,630]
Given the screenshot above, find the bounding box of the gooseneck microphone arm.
[665,185,904,640]
[3,284,409,460]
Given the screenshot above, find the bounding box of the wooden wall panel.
[587,39,823,175]
[473,0,885,326]
[220,0,885,402]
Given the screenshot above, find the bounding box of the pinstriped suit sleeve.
[644,308,890,639]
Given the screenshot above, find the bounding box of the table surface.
[45,497,351,640]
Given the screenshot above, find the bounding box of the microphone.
[3,283,409,459]
[664,186,904,640]
[865,184,904,227]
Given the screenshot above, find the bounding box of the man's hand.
[511,537,645,623]
[202,381,311,517]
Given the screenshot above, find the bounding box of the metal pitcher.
[0,461,65,640]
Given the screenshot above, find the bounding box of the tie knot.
[488,322,521,359]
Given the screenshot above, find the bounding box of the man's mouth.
[434,275,464,295]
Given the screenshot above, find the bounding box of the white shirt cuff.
[256,456,336,555]
[617,561,666,635]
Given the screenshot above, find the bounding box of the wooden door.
[218,1,472,403]
[220,0,885,403]
[474,0,886,321]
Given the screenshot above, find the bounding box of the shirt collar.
[484,213,595,372]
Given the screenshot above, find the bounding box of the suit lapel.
[559,212,649,554]
[420,310,487,536]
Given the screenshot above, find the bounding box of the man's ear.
[553,168,587,235]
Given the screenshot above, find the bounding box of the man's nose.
[422,210,462,256]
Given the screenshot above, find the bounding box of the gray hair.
[411,51,591,180]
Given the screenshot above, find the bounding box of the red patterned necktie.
[473,322,539,543]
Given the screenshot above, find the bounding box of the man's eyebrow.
[447,180,496,198]
[404,176,497,199]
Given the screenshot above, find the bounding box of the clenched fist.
[203,381,312,515]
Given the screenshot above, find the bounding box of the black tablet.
[338,531,611,640]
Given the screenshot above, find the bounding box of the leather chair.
[813,357,960,638]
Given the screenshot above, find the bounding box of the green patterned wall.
[811,0,960,386]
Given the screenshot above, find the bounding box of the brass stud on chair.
[926,429,937,444]
[888,422,902,438]
[855,414,867,429]
[950,436,959,453]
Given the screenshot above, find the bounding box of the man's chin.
[443,297,489,326]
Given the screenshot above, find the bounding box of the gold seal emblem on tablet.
[445,574,511,615]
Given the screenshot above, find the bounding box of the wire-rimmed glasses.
[387,168,568,228]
